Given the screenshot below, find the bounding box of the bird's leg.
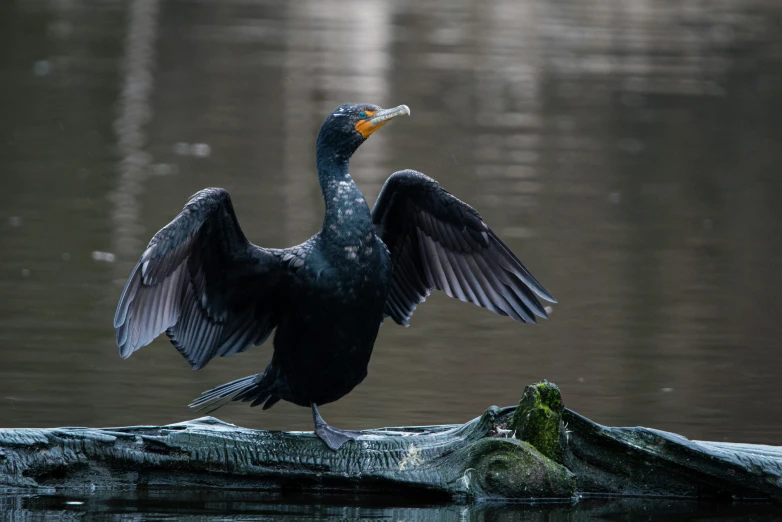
[311,403,363,451]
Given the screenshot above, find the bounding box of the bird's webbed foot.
[311,403,363,451]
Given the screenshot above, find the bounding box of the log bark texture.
[1,382,780,501]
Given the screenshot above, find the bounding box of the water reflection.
[1,0,782,485]
[3,491,782,521]
[279,0,396,237]
[110,0,160,262]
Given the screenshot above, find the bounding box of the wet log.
[1,382,780,501]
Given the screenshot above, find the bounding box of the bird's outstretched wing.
[372,170,556,327]
[114,187,295,370]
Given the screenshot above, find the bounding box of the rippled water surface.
[2,0,782,517]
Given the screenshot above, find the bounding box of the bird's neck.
[316,154,372,242]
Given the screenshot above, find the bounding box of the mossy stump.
[509,380,565,464]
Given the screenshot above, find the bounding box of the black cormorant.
[114,103,556,450]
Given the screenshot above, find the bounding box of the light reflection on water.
[2,491,782,521]
[1,0,782,515]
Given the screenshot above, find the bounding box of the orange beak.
[354,105,411,139]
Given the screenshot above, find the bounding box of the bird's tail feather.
[188,373,280,413]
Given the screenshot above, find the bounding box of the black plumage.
[114,103,556,450]
[373,171,553,326]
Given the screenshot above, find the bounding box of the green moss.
[509,380,565,464]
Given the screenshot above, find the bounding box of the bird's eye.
[358,111,367,119]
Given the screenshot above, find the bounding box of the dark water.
[3,491,782,521]
[2,0,782,517]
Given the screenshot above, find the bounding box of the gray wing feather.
[372,170,556,327]
[114,187,295,370]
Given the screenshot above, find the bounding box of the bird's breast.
[303,233,390,304]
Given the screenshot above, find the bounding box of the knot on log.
[461,438,575,498]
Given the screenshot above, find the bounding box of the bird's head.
[316,103,410,164]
